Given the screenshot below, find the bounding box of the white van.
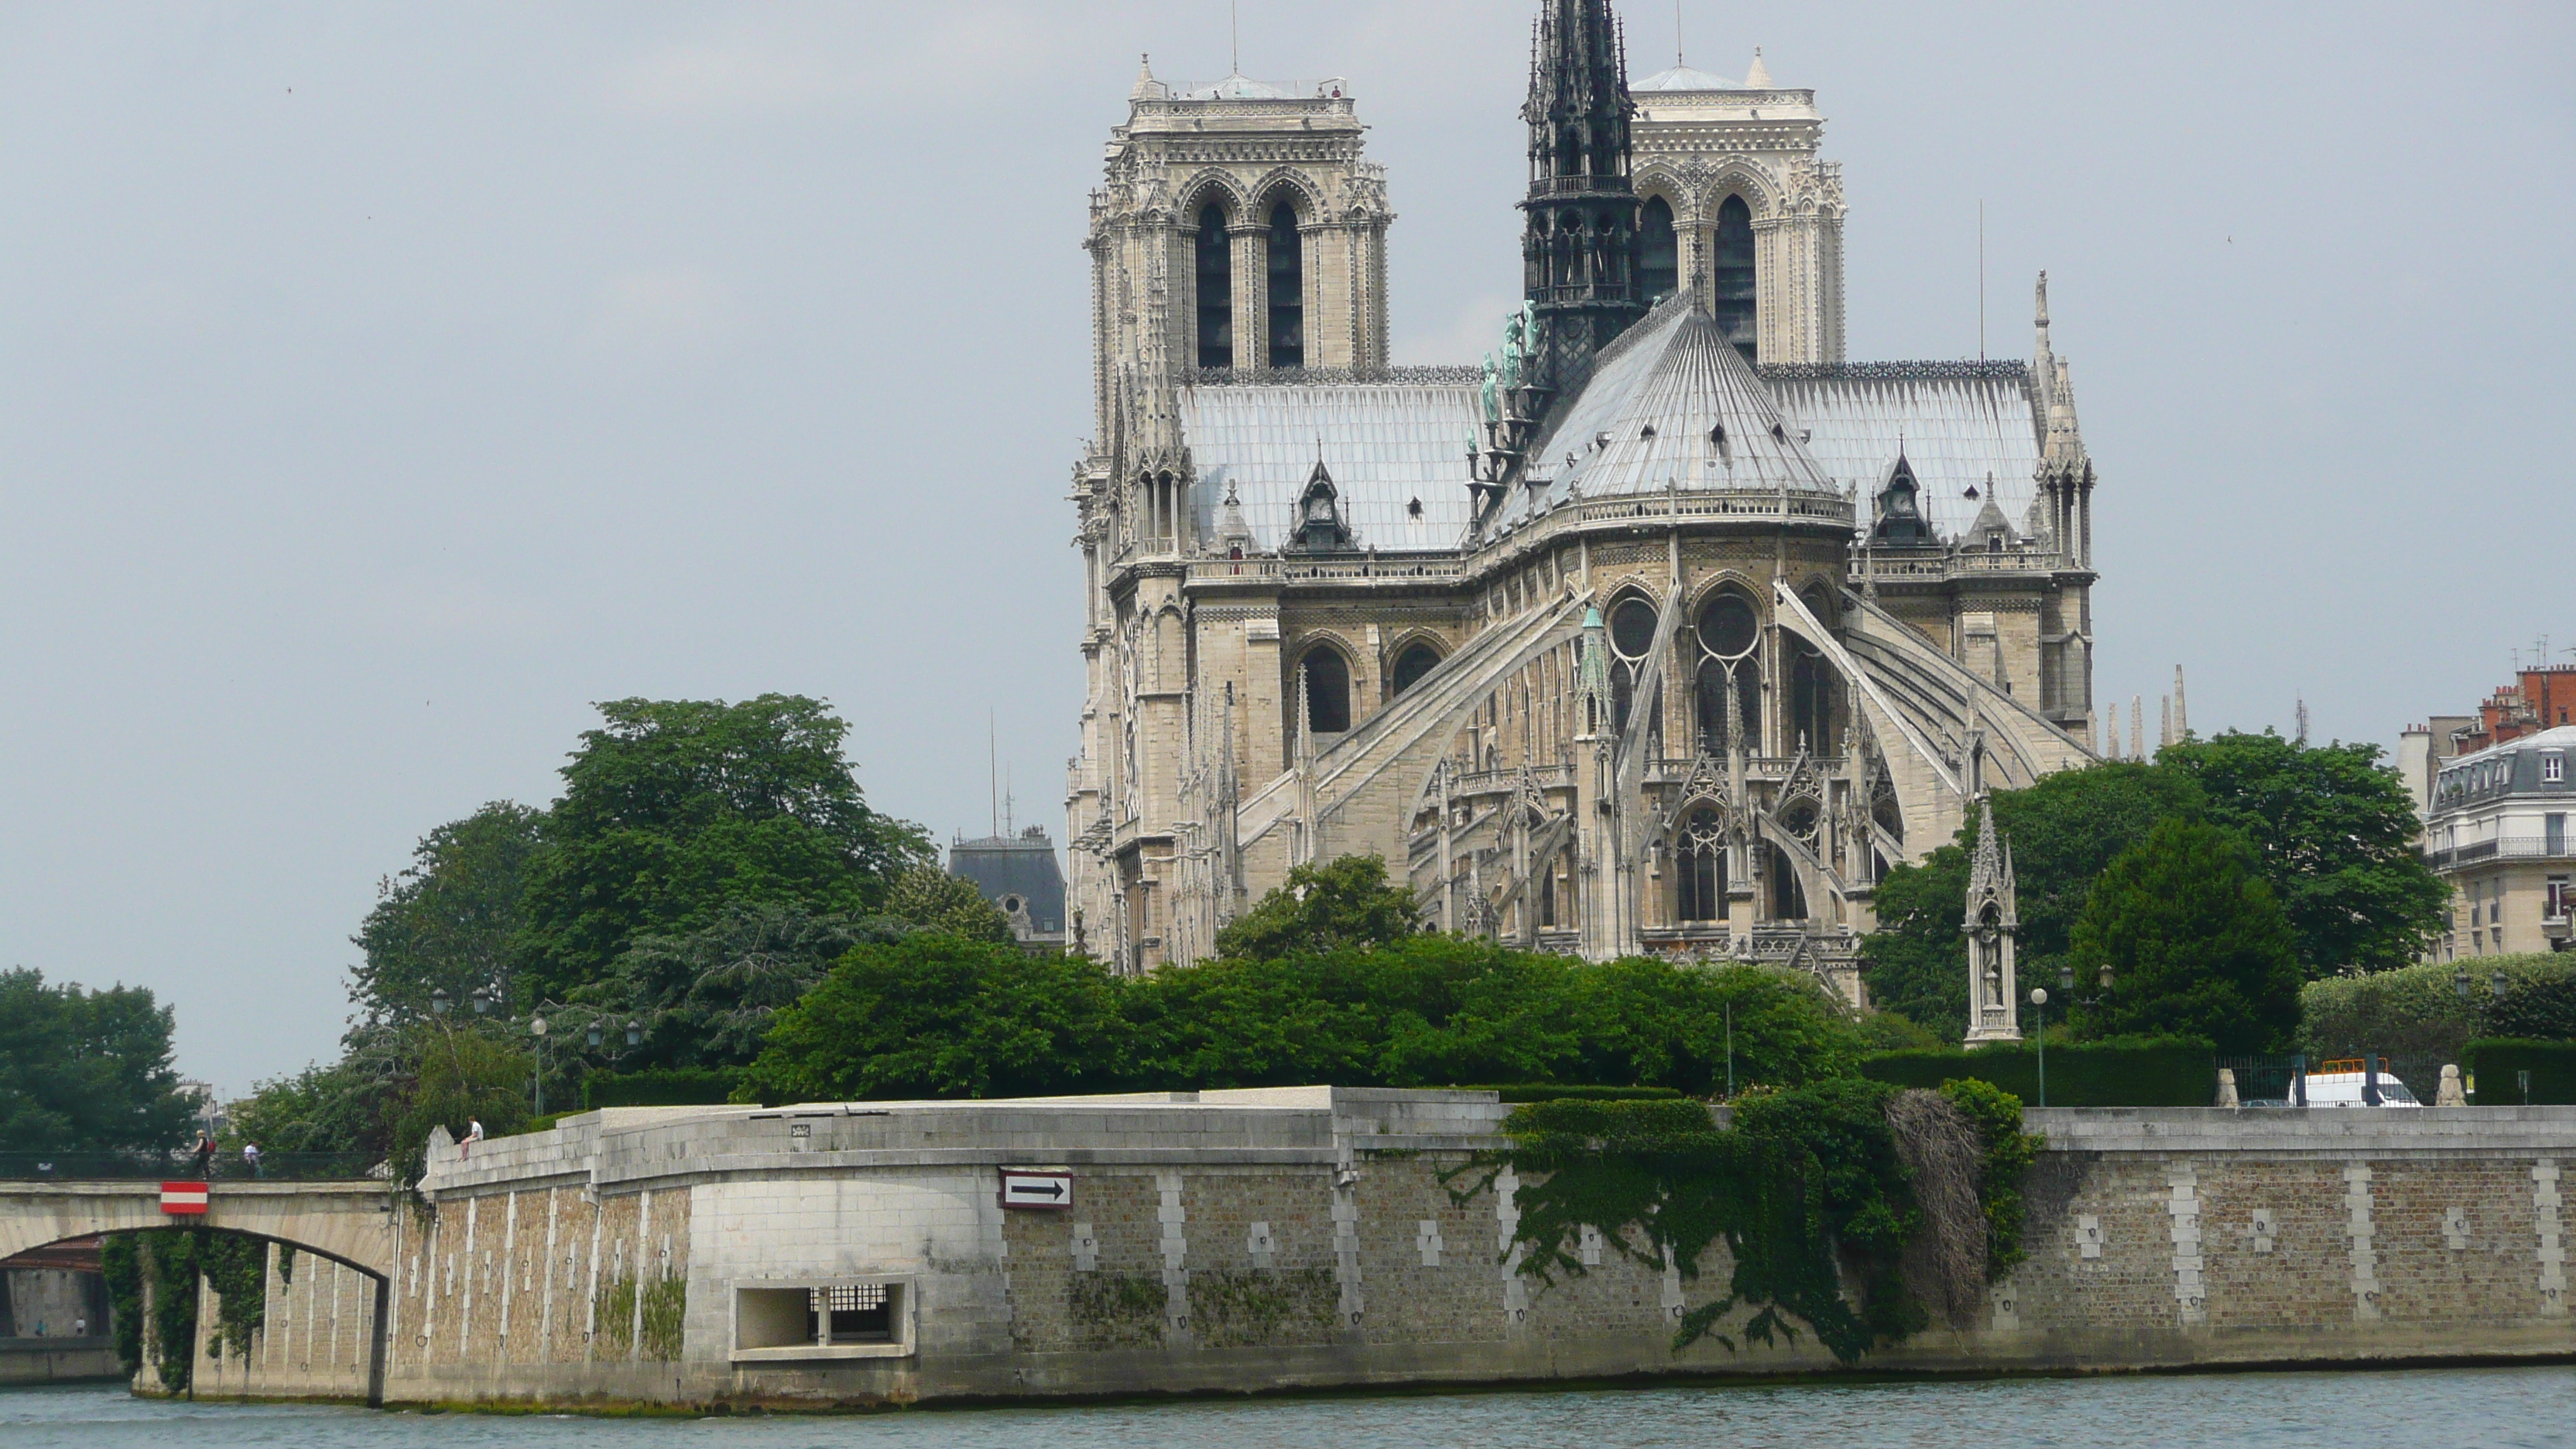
[2297,1060,2422,1108]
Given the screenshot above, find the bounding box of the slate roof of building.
[948,830,1067,934]
[1766,366,2044,542]
[1182,382,1479,553]
[1492,296,1838,531]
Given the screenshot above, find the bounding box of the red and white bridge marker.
[160,1182,209,1215]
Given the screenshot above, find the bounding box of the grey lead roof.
[1181,382,1478,554]
[1491,298,1840,531]
[1766,369,2043,542]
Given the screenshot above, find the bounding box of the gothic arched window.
[1639,197,1679,302]
[1266,200,1303,368]
[1195,203,1233,370]
[1608,595,1657,735]
[1389,641,1442,698]
[1769,843,1807,921]
[1301,646,1351,735]
[1694,589,1761,754]
[1677,808,1727,922]
[1790,646,1839,755]
[1713,193,1757,362]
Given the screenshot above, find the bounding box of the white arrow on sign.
[998,1167,1074,1211]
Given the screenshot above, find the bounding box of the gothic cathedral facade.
[1065,1,2099,1004]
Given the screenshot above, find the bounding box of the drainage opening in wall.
[732,1279,914,1362]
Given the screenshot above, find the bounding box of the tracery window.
[1638,196,1679,303]
[1195,203,1232,369]
[1608,595,1658,735]
[1693,589,1760,754]
[1266,200,1303,368]
[1677,808,1727,923]
[1301,646,1351,735]
[1712,193,1757,362]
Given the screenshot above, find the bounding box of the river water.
[7,1368,2572,1448]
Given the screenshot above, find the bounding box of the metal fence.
[2218,1053,2454,1106]
[0,1151,383,1182]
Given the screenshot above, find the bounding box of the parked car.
[2297,1059,2422,1108]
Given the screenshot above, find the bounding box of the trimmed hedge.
[1475,1084,1689,1104]
[2300,954,2576,1062]
[583,1067,742,1110]
[2466,1039,2576,1106]
[1863,1037,2217,1107]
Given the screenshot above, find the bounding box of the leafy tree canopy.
[0,968,199,1153]
[516,696,931,1002]
[2068,818,2304,1053]
[576,903,909,1073]
[1862,762,2198,1033]
[742,931,1862,1104]
[348,801,543,1026]
[1214,853,1420,961]
[881,865,1015,944]
[2160,729,2444,975]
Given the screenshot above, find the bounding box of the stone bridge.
[0,1178,402,1403]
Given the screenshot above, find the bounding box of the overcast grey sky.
[3,2,2569,1098]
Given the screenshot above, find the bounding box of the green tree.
[1214,854,1420,961]
[882,865,1014,943]
[1863,762,2201,1032]
[2067,818,2303,1053]
[0,969,197,1153]
[2159,730,2444,976]
[516,696,932,1002]
[743,933,1130,1103]
[391,1024,535,1181]
[225,1060,394,1159]
[744,933,1865,1104]
[348,801,543,1025]
[579,903,907,1072]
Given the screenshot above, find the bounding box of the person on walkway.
[242,1141,262,1178]
[189,1132,215,1178]
[461,1118,485,1159]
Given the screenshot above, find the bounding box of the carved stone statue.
[1480,351,1501,423]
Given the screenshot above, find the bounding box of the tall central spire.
[1520,0,1644,391]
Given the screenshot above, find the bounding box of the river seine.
[8,1366,2572,1447]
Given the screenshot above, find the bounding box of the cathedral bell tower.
[1520,0,1646,390]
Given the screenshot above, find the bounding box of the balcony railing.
[2424,838,2575,871]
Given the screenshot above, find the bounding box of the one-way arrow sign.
[999,1167,1074,1211]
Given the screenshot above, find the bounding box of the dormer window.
[2547,752,2566,785]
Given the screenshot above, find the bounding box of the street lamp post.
[2030,987,2050,1108]
[529,1016,549,1115]
[2455,969,2512,1102]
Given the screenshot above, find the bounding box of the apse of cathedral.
[1066,0,2098,1002]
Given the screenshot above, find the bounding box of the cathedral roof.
[1765,366,2043,543]
[1632,64,1741,91]
[1180,382,1479,553]
[1492,295,1838,530]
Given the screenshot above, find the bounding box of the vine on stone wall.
[197,1233,269,1361]
[100,1234,145,1378]
[144,1231,199,1392]
[1188,1267,1338,1348]
[639,1276,686,1361]
[594,1275,636,1355]
[1453,1078,2029,1365]
[1066,1273,1166,1349]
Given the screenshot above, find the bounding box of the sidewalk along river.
[6,1366,2574,1449]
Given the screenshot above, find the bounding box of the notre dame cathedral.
[1064,0,2100,1003]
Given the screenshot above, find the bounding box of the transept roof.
[1180,382,1480,554]
[1491,296,1838,530]
[1766,368,2044,543]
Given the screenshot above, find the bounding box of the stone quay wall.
[168,1091,2576,1407]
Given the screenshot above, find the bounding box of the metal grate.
[810,1283,887,1313]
